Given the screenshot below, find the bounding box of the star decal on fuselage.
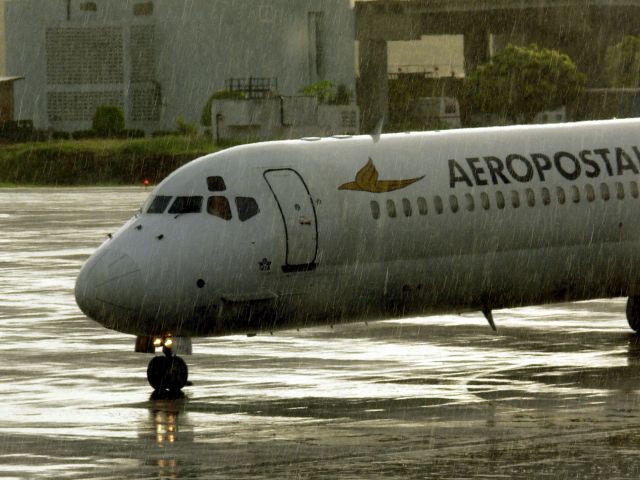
[338,158,425,193]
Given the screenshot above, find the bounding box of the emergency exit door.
[264,169,318,272]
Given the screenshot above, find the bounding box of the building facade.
[4,0,356,132]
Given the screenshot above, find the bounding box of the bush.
[92,105,125,137]
[300,80,334,103]
[463,44,585,123]
[176,116,198,136]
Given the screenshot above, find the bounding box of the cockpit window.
[168,196,203,214]
[207,176,227,192]
[207,196,232,220]
[235,197,260,222]
[146,195,172,214]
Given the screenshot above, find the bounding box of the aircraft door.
[264,169,318,272]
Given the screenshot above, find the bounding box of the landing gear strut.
[627,296,640,333]
[147,346,189,392]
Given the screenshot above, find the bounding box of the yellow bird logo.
[338,158,425,193]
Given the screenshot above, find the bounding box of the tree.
[463,44,586,123]
[606,36,640,87]
[92,105,125,137]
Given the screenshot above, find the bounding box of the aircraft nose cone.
[75,249,143,328]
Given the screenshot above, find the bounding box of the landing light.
[164,338,173,347]
[153,338,163,347]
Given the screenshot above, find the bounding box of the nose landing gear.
[147,346,189,392]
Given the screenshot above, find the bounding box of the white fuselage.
[75,119,640,337]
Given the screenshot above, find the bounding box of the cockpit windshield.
[145,195,173,214]
[168,196,203,214]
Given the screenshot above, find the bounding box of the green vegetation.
[0,136,225,186]
[463,44,586,123]
[606,36,640,87]
[92,105,126,137]
[300,80,352,105]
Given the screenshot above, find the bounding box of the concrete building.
[4,0,356,133]
[355,0,640,129]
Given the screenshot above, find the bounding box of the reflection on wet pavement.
[1,187,640,478]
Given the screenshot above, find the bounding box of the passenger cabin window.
[402,198,412,217]
[557,187,566,205]
[168,196,202,214]
[526,188,535,207]
[495,191,505,209]
[207,176,227,192]
[541,187,551,206]
[207,196,232,220]
[631,181,639,199]
[235,197,260,222]
[449,195,459,213]
[616,182,625,200]
[480,192,490,210]
[585,184,595,202]
[417,197,428,215]
[386,199,397,218]
[571,186,580,203]
[465,193,474,211]
[146,195,172,214]
[600,183,610,201]
[370,201,380,219]
[434,196,443,214]
[511,191,520,208]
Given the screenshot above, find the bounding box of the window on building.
[616,182,625,200]
[480,192,490,210]
[370,200,380,219]
[133,1,154,16]
[585,184,595,202]
[496,191,505,209]
[541,187,551,206]
[169,196,203,214]
[557,186,566,205]
[417,197,428,215]
[511,191,520,208]
[600,183,610,201]
[571,185,580,203]
[402,198,412,217]
[235,197,260,222]
[449,195,459,213]
[387,199,397,218]
[207,196,232,220]
[80,2,97,11]
[434,196,443,214]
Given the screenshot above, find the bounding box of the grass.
[0,135,228,186]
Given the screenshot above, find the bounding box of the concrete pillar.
[359,38,388,132]
[464,28,490,75]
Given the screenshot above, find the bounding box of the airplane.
[75,118,640,392]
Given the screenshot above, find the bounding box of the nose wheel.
[147,349,189,392]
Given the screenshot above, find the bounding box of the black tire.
[626,296,640,332]
[147,355,189,391]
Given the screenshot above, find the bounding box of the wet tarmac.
[2,187,640,479]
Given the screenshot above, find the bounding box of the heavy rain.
[3,0,640,478]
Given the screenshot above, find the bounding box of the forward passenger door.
[264,169,318,272]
